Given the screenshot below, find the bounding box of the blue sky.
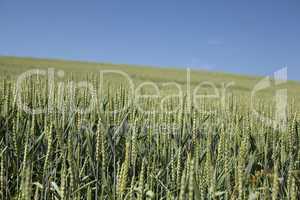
[0,0,299,80]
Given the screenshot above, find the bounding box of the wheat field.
[0,56,299,199]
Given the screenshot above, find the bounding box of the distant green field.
[0,56,299,100]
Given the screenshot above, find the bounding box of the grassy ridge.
[1,56,299,94]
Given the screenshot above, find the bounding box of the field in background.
[1,56,299,96]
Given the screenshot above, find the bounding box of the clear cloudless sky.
[0,0,299,80]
